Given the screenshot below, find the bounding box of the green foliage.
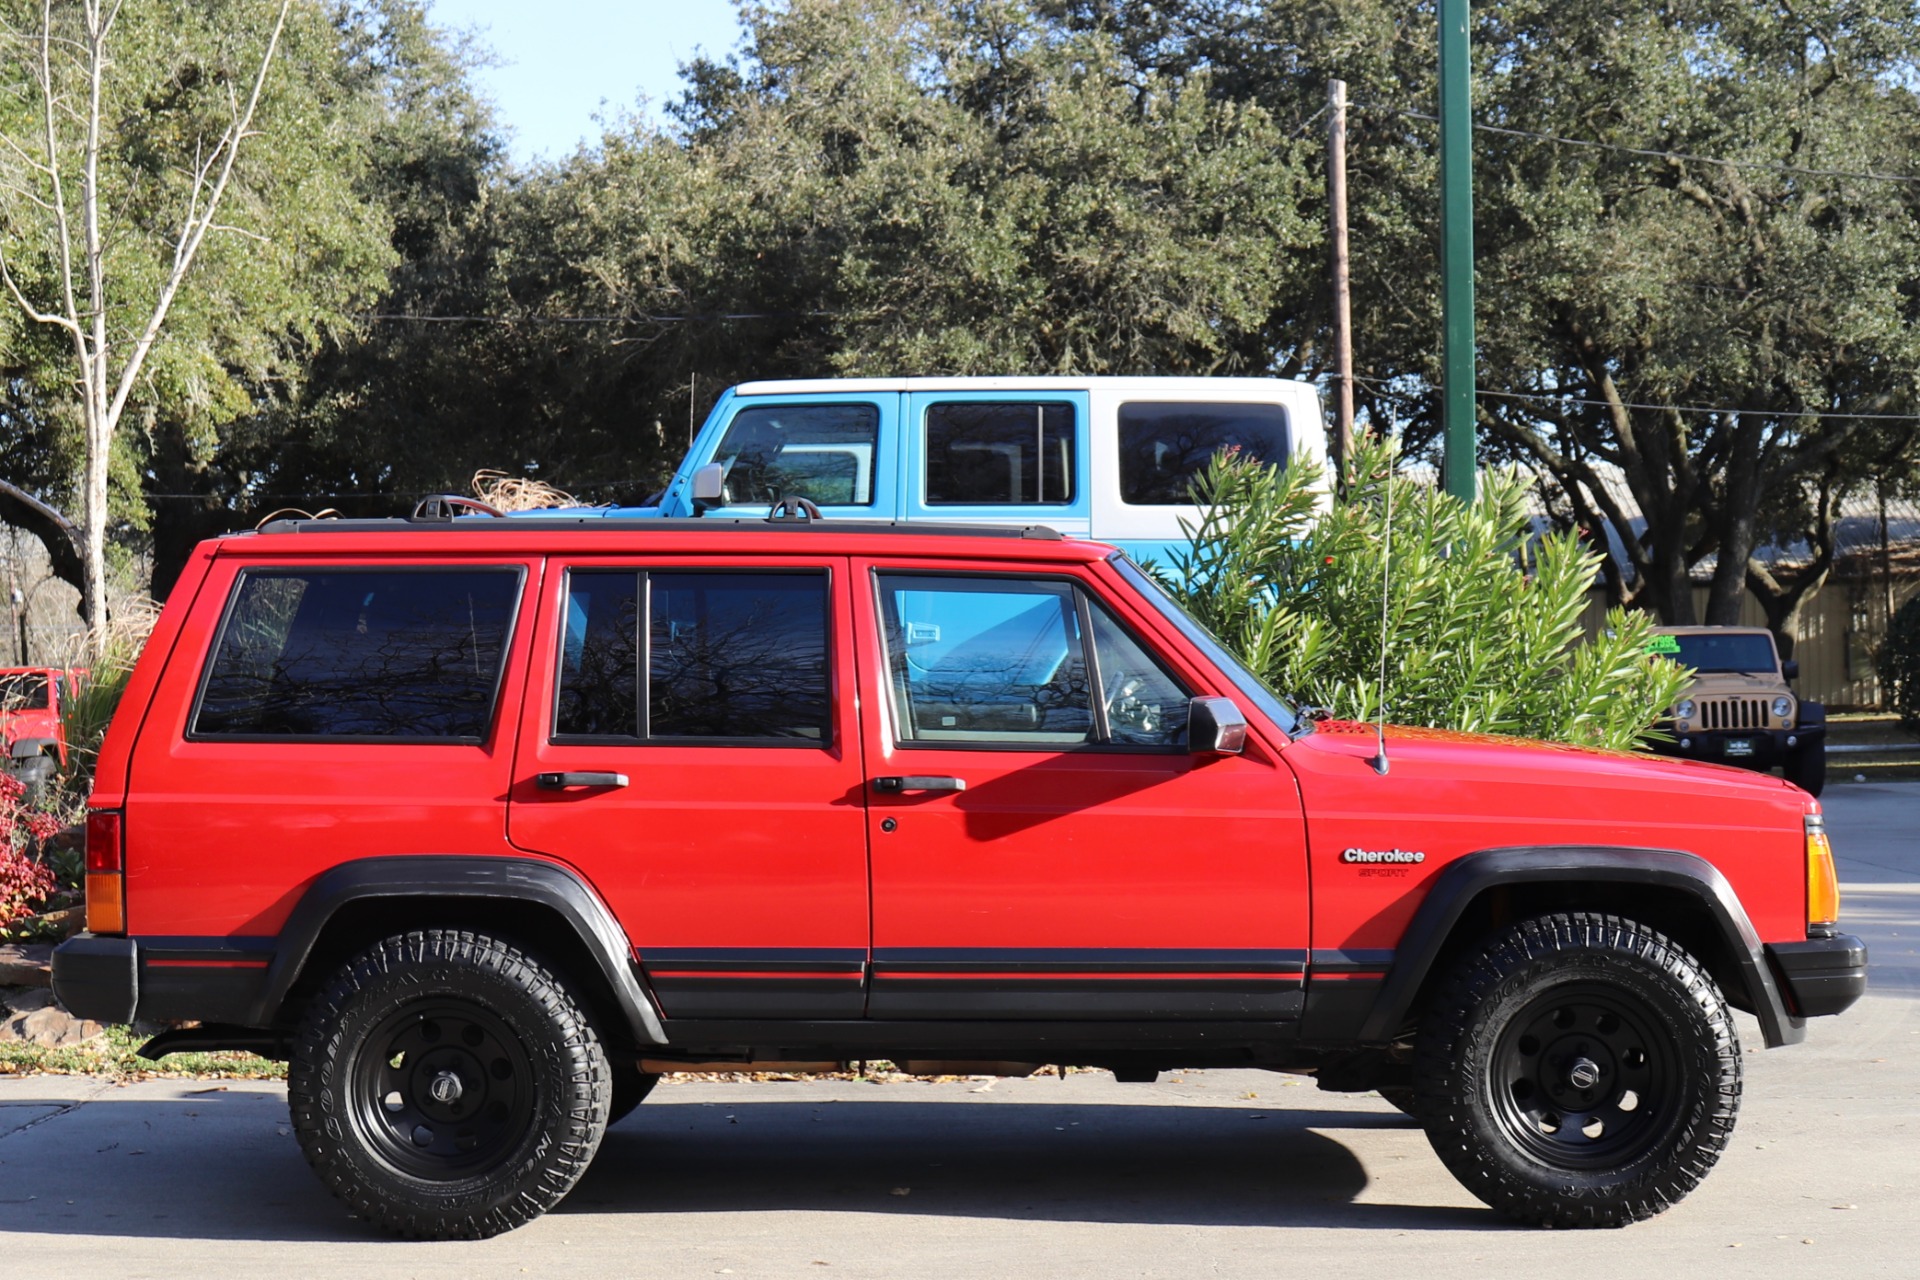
[56,601,157,799]
[1166,439,1692,752]
[1875,596,1920,731]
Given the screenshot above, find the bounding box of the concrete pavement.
[1,783,1914,1278]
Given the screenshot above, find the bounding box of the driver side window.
[875,574,1189,750]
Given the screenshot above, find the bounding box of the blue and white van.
[572,376,1327,563]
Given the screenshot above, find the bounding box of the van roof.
[731,375,1319,397]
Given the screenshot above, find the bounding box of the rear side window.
[925,402,1075,505]
[556,570,831,744]
[713,404,879,507]
[194,568,522,742]
[1118,402,1290,505]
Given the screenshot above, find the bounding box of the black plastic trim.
[1768,934,1868,1017]
[649,1017,1303,1060]
[1352,846,1806,1049]
[255,855,667,1045]
[138,1024,291,1061]
[50,934,138,1025]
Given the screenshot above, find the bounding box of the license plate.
[1723,738,1755,758]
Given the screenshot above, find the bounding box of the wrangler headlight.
[1676,698,1696,720]
[1772,696,1793,719]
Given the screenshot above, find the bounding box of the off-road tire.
[1785,743,1826,797]
[1413,912,1741,1228]
[287,929,611,1239]
[608,1061,659,1124]
[1376,1086,1421,1120]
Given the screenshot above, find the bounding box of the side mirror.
[1188,696,1248,756]
[1782,658,1799,681]
[690,462,727,513]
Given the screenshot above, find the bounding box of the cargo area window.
[1118,402,1290,505]
[712,404,879,507]
[924,402,1075,505]
[192,568,522,742]
[556,570,831,744]
[876,574,1187,749]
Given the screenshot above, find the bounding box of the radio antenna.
[1369,444,1394,777]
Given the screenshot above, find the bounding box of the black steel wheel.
[1414,913,1741,1227]
[288,930,610,1239]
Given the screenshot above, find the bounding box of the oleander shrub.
[1164,437,1691,752]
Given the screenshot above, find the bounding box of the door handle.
[871,775,967,793]
[536,771,629,790]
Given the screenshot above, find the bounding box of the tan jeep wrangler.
[1649,626,1825,795]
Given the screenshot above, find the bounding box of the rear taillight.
[1805,812,1839,930]
[84,809,125,934]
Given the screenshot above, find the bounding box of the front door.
[507,555,870,1019]
[852,559,1309,1020]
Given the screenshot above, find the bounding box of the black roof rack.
[253,515,1067,541]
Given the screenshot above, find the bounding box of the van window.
[713,404,878,507]
[925,403,1075,505]
[556,570,831,744]
[193,568,521,741]
[1118,402,1291,505]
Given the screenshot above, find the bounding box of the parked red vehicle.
[51,511,1864,1238]
[1,666,73,800]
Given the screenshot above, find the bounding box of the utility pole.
[1327,79,1355,490]
[1438,0,1476,501]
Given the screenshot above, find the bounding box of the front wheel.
[1414,913,1741,1227]
[287,929,610,1239]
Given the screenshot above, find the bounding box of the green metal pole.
[1438,0,1476,501]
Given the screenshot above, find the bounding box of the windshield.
[0,671,50,710]
[1109,553,1303,737]
[1653,632,1778,675]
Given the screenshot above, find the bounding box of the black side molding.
[1354,846,1806,1049]
[254,856,667,1046]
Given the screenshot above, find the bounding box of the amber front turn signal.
[1805,813,1839,928]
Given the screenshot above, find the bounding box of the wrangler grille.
[1700,697,1770,730]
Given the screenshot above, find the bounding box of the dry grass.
[472,469,576,512]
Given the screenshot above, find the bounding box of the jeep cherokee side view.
[51,514,1866,1238]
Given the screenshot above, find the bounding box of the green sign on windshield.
[1645,634,1682,656]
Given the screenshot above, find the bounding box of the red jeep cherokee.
[52,514,1865,1238]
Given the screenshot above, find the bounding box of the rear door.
[506,554,871,1019]
[853,557,1309,1020]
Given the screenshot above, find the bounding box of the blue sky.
[427,0,748,163]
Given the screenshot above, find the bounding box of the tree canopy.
[2,0,1918,643]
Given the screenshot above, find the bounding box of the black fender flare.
[251,855,667,1046]
[1357,846,1804,1048]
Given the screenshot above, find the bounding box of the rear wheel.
[287,929,610,1239]
[608,1060,659,1124]
[1784,743,1825,796]
[1414,913,1740,1227]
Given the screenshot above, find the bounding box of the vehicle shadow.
[566,1096,1499,1232]
[0,1091,1499,1243]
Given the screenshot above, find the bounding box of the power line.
[1364,103,1920,186]
[1350,375,1920,422]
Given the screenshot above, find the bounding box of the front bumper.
[1653,726,1821,767]
[1767,933,1868,1018]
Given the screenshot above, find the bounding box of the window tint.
[556,571,640,737]
[195,569,520,740]
[925,402,1075,505]
[555,570,832,743]
[650,573,830,740]
[0,671,49,711]
[1118,402,1291,505]
[713,404,879,507]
